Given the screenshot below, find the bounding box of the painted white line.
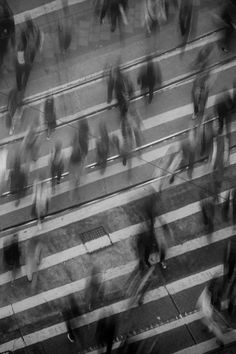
[2,96,236,218]
[0,263,223,352]
[174,331,236,354]
[1,137,236,254]
[14,0,86,25]
[0,210,230,322]
[0,181,231,287]
[6,28,220,109]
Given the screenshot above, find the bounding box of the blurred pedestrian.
[192,71,209,121]
[144,0,164,37]
[3,233,21,285]
[137,55,162,104]
[58,0,72,53]
[111,65,133,121]
[69,131,84,200]
[224,238,236,315]
[63,294,83,346]
[191,44,213,72]
[15,15,43,91]
[110,0,128,40]
[10,153,27,206]
[23,15,42,65]
[0,0,15,67]
[15,31,30,92]
[50,141,64,193]
[44,96,57,139]
[96,122,110,173]
[169,122,197,183]
[179,0,193,46]
[25,239,43,283]
[120,117,135,169]
[6,87,24,135]
[31,177,51,229]
[197,276,228,347]
[96,314,117,354]
[85,265,104,311]
[215,89,233,145]
[78,119,89,160]
[200,194,215,237]
[209,119,229,198]
[220,0,236,53]
[0,147,8,195]
[22,122,39,163]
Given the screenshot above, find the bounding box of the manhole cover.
[80,226,112,253]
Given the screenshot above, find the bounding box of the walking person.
[137,55,162,104]
[31,177,51,229]
[22,122,40,163]
[191,71,209,121]
[3,233,21,285]
[50,141,64,193]
[44,96,57,139]
[85,265,104,311]
[96,314,117,354]
[197,276,228,347]
[0,147,8,196]
[179,0,193,46]
[7,87,24,135]
[96,122,110,173]
[58,0,72,54]
[220,0,236,53]
[10,153,27,206]
[69,131,84,200]
[25,239,43,284]
[0,0,15,68]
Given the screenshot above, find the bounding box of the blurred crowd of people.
[1,0,236,351]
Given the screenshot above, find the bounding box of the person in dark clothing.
[62,295,83,346]
[15,15,41,91]
[50,141,64,193]
[179,0,193,43]
[85,265,104,311]
[15,30,30,91]
[78,119,89,159]
[200,195,215,236]
[58,0,72,53]
[96,122,110,173]
[220,0,236,53]
[0,0,15,67]
[116,66,133,120]
[3,234,21,284]
[192,71,209,121]
[215,89,233,145]
[223,238,236,315]
[10,154,27,206]
[96,315,117,354]
[137,55,162,104]
[44,96,56,139]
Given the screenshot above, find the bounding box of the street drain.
[80,226,112,253]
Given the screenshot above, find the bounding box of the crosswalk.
[0,1,236,353]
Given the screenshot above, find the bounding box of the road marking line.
[1,141,235,251]
[0,264,223,351]
[174,331,236,354]
[0,181,231,287]
[5,28,220,109]
[2,102,236,218]
[14,0,86,25]
[0,211,230,322]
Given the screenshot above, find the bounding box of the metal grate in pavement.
[80,226,112,253]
